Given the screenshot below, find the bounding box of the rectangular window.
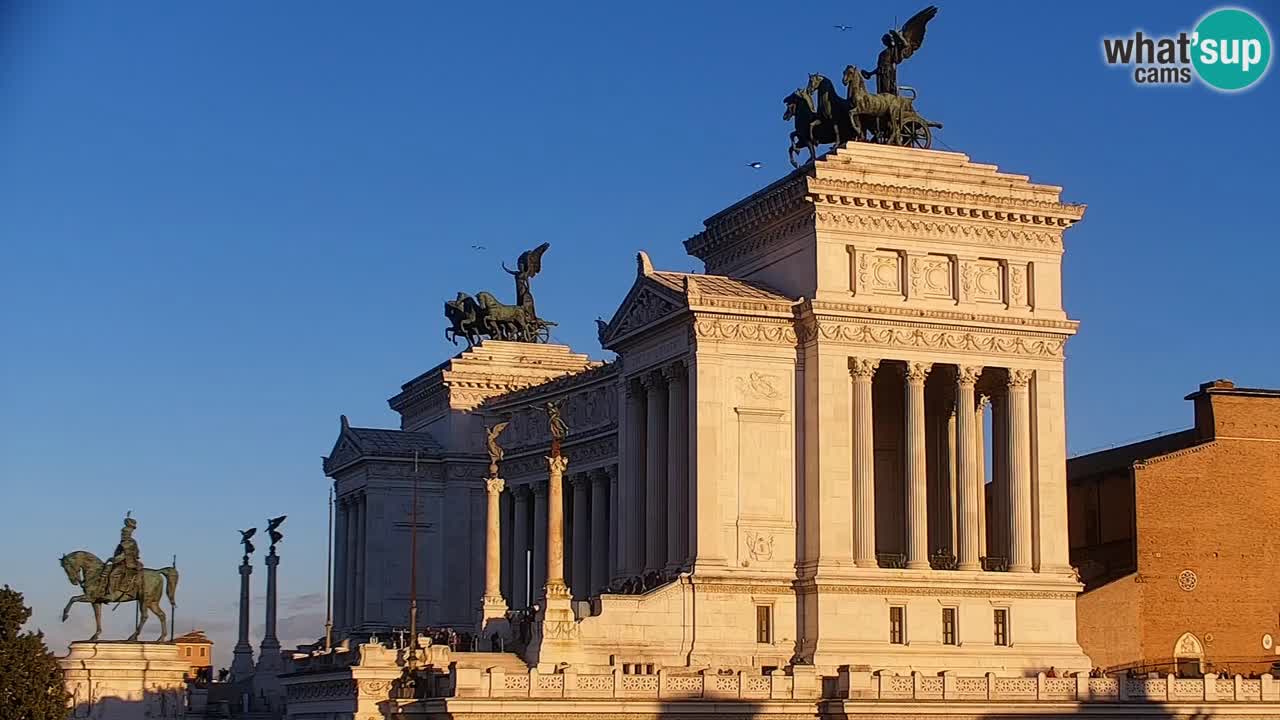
[184,647,191,657]
[889,606,905,644]
[994,609,1009,646]
[942,607,957,646]
[756,605,773,644]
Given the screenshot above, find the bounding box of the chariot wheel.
[899,118,932,149]
[534,324,552,343]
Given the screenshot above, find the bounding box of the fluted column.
[904,361,931,569]
[344,496,358,630]
[332,499,348,632]
[532,482,548,594]
[606,465,619,581]
[955,366,983,570]
[500,490,513,602]
[482,477,506,602]
[665,361,689,569]
[946,407,958,555]
[643,372,669,572]
[257,547,281,673]
[851,357,879,568]
[354,493,366,627]
[1006,369,1035,573]
[571,474,591,598]
[511,486,531,608]
[590,469,610,595]
[545,456,570,597]
[990,393,1008,561]
[623,381,646,575]
[975,395,989,562]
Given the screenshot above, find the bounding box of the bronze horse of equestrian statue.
[60,550,179,641]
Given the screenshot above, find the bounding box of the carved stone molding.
[816,210,1063,252]
[806,176,1085,223]
[807,299,1079,332]
[693,318,797,345]
[803,319,1067,359]
[809,584,1076,600]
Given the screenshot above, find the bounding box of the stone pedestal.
[61,641,188,719]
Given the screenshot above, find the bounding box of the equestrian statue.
[59,513,180,642]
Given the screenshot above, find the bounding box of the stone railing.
[450,667,1280,704]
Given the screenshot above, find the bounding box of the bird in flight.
[746,161,763,169]
[470,244,486,251]
[833,24,853,31]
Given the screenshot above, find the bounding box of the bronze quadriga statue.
[445,243,557,347]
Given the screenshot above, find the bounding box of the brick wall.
[1076,572,1141,669]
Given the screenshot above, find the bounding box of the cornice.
[799,316,1068,359]
[1134,440,1218,468]
[806,176,1085,225]
[807,300,1079,333]
[482,362,617,411]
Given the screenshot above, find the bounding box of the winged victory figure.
[863,5,938,96]
[484,421,510,477]
[503,242,550,319]
[239,528,257,556]
[266,515,287,547]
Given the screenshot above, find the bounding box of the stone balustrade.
[449,667,1280,704]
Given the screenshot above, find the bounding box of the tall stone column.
[665,361,689,569]
[256,548,282,675]
[590,469,610,595]
[956,366,983,571]
[230,556,255,680]
[990,393,1008,561]
[332,499,347,633]
[344,496,358,631]
[479,477,510,647]
[851,357,879,568]
[904,361,931,569]
[643,372,669,572]
[570,474,591,598]
[1006,369,1035,573]
[500,490,513,603]
[545,457,569,595]
[946,406,958,555]
[623,381,646,576]
[353,493,366,628]
[606,465,619,581]
[975,395,989,562]
[532,482,548,594]
[511,486,531,608]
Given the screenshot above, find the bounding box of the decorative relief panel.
[734,372,781,401]
[970,259,1005,305]
[917,253,954,300]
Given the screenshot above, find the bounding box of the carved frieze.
[693,319,797,346]
[800,318,1066,359]
[816,210,1063,251]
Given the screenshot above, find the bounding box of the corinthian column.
[643,372,668,572]
[665,361,689,569]
[544,456,571,598]
[532,482,548,593]
[955,366,983,571]
[570,474,590,598]
[230,555,254,680]
[511,486,530,608]
[975,395,989,562]
[904,361,931,569]
[590,469,610,595]
[482,477,506,603]
[1006,369,1035,573]
[851,357,879,568]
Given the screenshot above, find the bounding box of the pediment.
[600,278,687,349]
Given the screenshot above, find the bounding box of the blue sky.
[2,1,1276,668]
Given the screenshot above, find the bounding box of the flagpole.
[324,487,334,651]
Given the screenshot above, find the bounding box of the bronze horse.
[806,73,858,148]
[60,550,179,641]
[785,89,840,168]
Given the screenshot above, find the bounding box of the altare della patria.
[53,6,1280,720]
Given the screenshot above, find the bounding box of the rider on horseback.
[104,514,142,599]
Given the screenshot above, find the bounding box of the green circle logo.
[1192,8,1272,91]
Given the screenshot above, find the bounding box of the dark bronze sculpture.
[786,6,942,162]
[266,515,286,547]
[59,513,180,641]
[484,420,509,477]
[445,244,557,347]
[239,527,257,556]
[863,6,938,96]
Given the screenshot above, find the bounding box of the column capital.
[569,472,591,490]
[485,477,506,494]
[590,467,611,486]
[640,370,666,392]
[849,357,880,379]
[662,359,687,383]
[547,455,570,475]
[957,365,983,387]
[511,483,531,500]
[904,361,932,384]
[531,481,548,498]
[1007,368,1034,388]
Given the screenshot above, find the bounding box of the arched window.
[1174,632,1204,677]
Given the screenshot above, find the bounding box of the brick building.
[1068,379,1280,675]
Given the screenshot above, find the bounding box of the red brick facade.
[1069,380,1280,674]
